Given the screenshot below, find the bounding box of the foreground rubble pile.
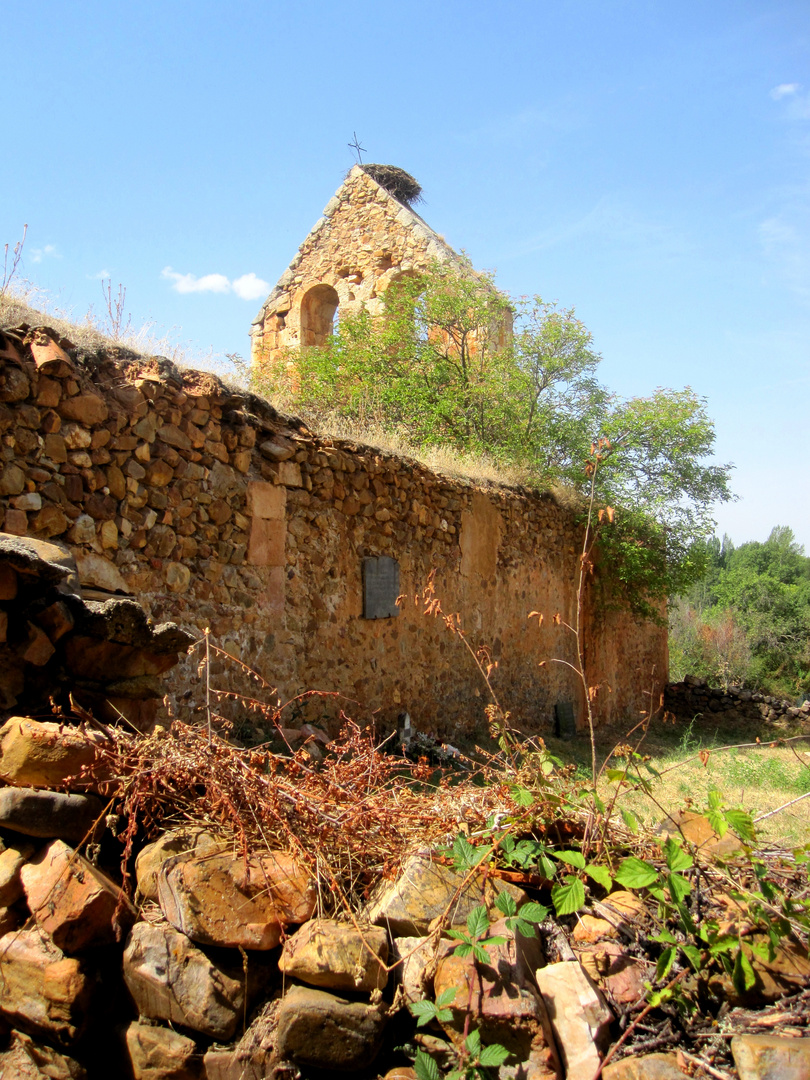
[0,709,809,1080]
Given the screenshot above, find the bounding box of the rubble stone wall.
[0,329,667,737]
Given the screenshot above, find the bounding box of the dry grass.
[0,280,236,379]
[545,714,810,850]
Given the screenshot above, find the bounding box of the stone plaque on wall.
[362,557,400,619]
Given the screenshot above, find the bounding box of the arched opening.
[300,284,339,347]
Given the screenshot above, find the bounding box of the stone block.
[123,922,250,1041]
[366,850,526,935]
[125,1020,203,1080]
[0,788,102,841]
[732,1035,810,1080]
[279,918,389,991]
[0,716,101,789]
[0,929,94,1043]
[21,839,136,953]
[0,841,34,904]
[158,849,315,949]
[59,394,108,425]
[73,551,131,594]
[577,940,650,1006]
[393,936,435,1002]
[0,1029,86,1080]
[0,563,18,599]
[602,1054,688,1079]
[276,460,302,487]
[203,1046,274,1080]
[275,986,386,1071]
[247,517,285,567]
[535,960,612,1078]
[135,828,220,902]
[247,480,286,520]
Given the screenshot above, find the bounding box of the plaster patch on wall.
[460,492,501,580]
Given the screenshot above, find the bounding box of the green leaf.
[621,808,640,833]
[614,856,660,890]
[465,1028,482,1056]
[472,943,491,964]
[682,944,702,972]
[667,872,692,905]
[606,768,630,784]
[725,809,756,843]
[551,876,586,916]
[706,808,729,838]
[511,786,534,807]
[593,792,606,814]
[479,1043,511,1067]
[436,988,457,1007]
[662,837,693,873]
[708,789,723,811]
[519,901,550,923]
[466,905,491,940]
[555,850,586,869]
[511,917,537,938]
[539,854,557,880]
[656,946,676,980]
[452,835,492,871]
[453,942,472,958]
[586,864,613,890]
[410,999,448,1027]
[414,1048,442,1080]
[732,947,757,995]
[495,891,517,917]
[446,929,469,943]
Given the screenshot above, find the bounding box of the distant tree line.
[669,526,810,699]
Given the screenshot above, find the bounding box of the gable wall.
[251,167,460,375]
[0,340,667,740]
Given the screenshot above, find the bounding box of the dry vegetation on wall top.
[361,164,424,206]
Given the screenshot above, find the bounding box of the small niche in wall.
[554,701,576,740]
[362,556,400,619]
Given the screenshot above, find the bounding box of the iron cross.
[348,132,366,164]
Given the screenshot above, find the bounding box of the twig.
[678,1049,734,1080]
[754,790,810,822]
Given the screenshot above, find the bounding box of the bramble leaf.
[586,864,613,891]
[495,891,517,917]
[667,872,692,905]
[621,808,640,833]
[662,837,693,873]
[555,850,586,869]
[614,857,659,890]
[467,905,490,939]
[552,876,586,916]
[414,1048,442,1080]
[479,1043,511,1067]
[656,946,676,980]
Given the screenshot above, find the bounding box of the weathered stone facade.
[250,164,468,373]
[0,324,667,738]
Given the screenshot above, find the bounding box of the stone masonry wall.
[251,165,463,371]
[0,326,667,739]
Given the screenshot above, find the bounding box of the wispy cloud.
[88,269,111,280]
[161,266,269,300]
[770,83,800,100]
[507,196,692,261]
[30,244,60,263]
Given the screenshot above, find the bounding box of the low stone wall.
[665,677,810,725]
[0,323,667,738]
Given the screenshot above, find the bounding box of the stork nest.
[362,164,423,206]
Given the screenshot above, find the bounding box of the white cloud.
[231,272,270,300]
[88,269,111,280]
[770,83,800,100]
[30,244,60,263]
[161,266,269,300]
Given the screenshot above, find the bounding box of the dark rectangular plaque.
[362,556,400,619]
[554,700,576,740]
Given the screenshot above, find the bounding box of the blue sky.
[3,0,808,547]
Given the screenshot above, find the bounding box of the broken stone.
[72,551,130,594]
[602,1053,688,1079]
[709,935,810,1005]
[535,960,612,1078]
[366,850,526,935]
[576,940,650,1006]
[434,919,559,1077]
[0,929,94,1042]
[21,839,136,953]
[123,921,252,1041]
[0,534,79,594]
[0,788,102,841]
[275,985,386,1071]
[0,1029,86,1080]
[135,828,221,902]
[573,914,618,943]
[124,1020,203,1080]
[0,716,101,789]
[21,622,56,666]
[393,935,435,1002]
[158,848,316,949]
[657,811,742,859]
[731,1034,810,1080]
[279,918,389,992]
[0,840,35,904]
